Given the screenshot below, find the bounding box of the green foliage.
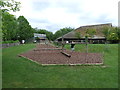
[102,26,110,39]
[2,40,19,44]
[0,0,21,12]
[109,27,120,40]
[34,28,54,41]
[102,27,120,40]
[85,35,88,43]
[1,0,21,41]
[86,28,96,38]
[2,12,18,41]
[17,16,34,41]
[53,27,74,40]
[111,27,119,40]
[75,32,81,39]
[35,37,39,40]
[116,27,120,40]
[108,32,118,40]
[2,13,35,42]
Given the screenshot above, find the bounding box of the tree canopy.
[75,32,81,39]
[102,26,120,41]
[53,27,74,40]
[86,28,96,38]
[1,0,21,41]
[34,28,54,41]
[2,12,18,41]
[17,16,34,41]
[0,0,21,12]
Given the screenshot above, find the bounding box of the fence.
[2,42,20,48]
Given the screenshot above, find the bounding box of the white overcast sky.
[11,0,119,33]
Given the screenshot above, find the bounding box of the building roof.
[57,23,112,40]
[34,33,46,39]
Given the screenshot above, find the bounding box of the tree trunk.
[86,43,88,53]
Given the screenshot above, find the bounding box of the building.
[34,33,47,43]
[56,23,112,44]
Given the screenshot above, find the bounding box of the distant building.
[56,23,112,44]
[34,33,47,43]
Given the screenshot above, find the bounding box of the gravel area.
[19,44,103,65]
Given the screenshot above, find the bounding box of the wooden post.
[85,36,88,53]
[62,30,64,51]
[98,40,99,44]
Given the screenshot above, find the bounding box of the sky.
[11,0,119,33]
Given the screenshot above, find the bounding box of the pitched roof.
[34,33,46,39]
[57,23,112,40]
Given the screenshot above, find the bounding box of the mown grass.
[2,44,118,88]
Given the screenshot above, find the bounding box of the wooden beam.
[61,52,71,57]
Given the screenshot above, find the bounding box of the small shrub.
[2,40,20,44]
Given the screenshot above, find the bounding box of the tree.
[0,0,21,12]
[34,29,54,41]
[53,27,74,40]
[46,31,54,41]
[115,27,120,41]
[107,27,118,40]
[85,34,89,53]
[102,26,120,43]
[102,26,110,40]
[75,32,81,39]
[2,12,18,41]
[17,16,34,42]
[86,28,96,38]
[1,0,21,41]
[86,28,96,43]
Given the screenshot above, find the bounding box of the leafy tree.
[53,30,62,40]
[84,28,96,52]
[53,27,74,40]
[17,16,34,42]
[86,28,96,43]
[0,0,21,12]
[115,27,120,41]
[75,32,81,39]
[107,27,118,40]
[85,34,89,53]
[86,28,96,38]
[34,29,54,41]
[35,29,46,34]
[102,26,120,40]
[102,26,112,39]
[46,32,54,41]
[1,0,20,41]
[2,12,18,41]
[108,32,118,40]
[102,26,120,43]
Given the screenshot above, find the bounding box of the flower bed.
[19,44,103,65]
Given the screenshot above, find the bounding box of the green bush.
[2,40,19,44]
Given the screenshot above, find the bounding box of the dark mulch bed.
[19,44,103,65]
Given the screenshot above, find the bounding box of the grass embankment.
[2,44,118,88]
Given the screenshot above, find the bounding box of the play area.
[19,44,103,65]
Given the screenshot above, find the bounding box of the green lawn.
[2,44,118,88]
